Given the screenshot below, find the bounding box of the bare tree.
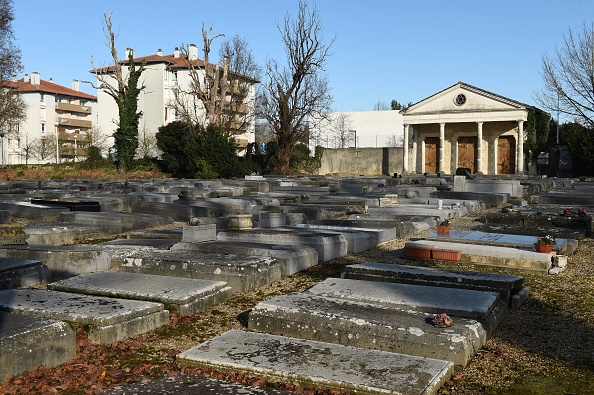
[32,134,56,163]
[330,113,354,148]
[256,1,334,174]
[218,34,261,135]
[385,134,404,147]
[86,125,110,155]
[535,23,594,127]
[170,27,259,138]
[373,100,390,111]
[0,0,25,140]
[137,118,157,158]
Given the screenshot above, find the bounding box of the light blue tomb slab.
[425,230,567,252]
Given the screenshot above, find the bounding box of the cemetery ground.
[0,205,593,395]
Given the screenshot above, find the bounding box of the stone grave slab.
[170,240,318,276]
[0,312,76,381]
[178,330,453,395]
[249,292,486,368]
[102,373,293,395]
[57,211,174,234]
[0,257,47,290]
[424,230,570,255]
[404,240,556,273]
[286,225,376,253]
[307,278,499,320]
[309,220,398,242]
[294,223,396,245]
[342,262,525,307]
[48,271,232,315]
[116,249,282,293]
[0,245,110,282]
[216,229,347,262]
[0,288,168,344]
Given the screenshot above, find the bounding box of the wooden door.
[497,136,516,174]
[457,137,476,173]
[424,137,439,173]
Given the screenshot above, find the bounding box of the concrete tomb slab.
[57,211,174,234]
[249,292,486,369]
[170,240,318,277]
[307,278,499,320]
[116,249,282,293]
[0,244,110,282]
[102,373,293,395]
[342,262,525,305]
[0,312,76,381]
[285,225,376,253]
[178,330,453,395]
[216,229,347,262]
[48,271,232,315]
[424,230,570,255]
[0,288,169,344]
[404,240,556,273]
[0,257,47,290]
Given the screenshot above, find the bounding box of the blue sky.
[12,0,594,112]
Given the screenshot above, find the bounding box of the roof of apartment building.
[6,74,97,100]
[92,46,259,83]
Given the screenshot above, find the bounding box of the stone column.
[452,136,459,174]
[517,120,524,174]
[411,126,418,174]
[402,124,409,174]
[476,122,483,174]
[439,123,445,173]
[492,136,499,175]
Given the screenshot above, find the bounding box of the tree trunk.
[274,139,292,175]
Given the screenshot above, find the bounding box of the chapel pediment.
[403,82,528,116]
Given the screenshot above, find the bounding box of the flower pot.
[431,248,462,262]
[436,225,451,235]
[228,214,253,230]
[404,246,431,259]
[534,243,553,253]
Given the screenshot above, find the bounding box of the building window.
[164,69,168,81]
[40,93,45,102]
[454,94,467,106]
[41,123,45,133]
[173,70,178,81]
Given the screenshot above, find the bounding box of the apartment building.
[93,45,258,157]
[6,72,97,164]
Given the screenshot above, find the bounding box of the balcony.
[56,102,92,114]
[56,117,92,129]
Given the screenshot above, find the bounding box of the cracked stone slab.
[307,278,500,319]
[249,293,486,368]
[48,271,232,315]
[0,288,169,343]
[178,330,453,395]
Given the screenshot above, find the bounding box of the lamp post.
[54,121,59,164]
[74,135,77,162]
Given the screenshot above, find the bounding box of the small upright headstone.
[453,175,466,191]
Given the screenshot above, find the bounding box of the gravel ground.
[1,208,594,394]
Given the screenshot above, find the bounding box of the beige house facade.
[401,82,545,176]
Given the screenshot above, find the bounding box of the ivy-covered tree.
[89,13,146,171]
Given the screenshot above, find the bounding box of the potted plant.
[535,235,556,253]
[436,219,451,235]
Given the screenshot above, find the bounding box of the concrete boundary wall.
[319,147,405,176]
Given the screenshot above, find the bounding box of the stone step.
[342,262,526,307]
[0,257,47,290]
[404,239,558,273]
[216,229,347,262]
[48,271,232,315]
[0,312,76,381]
[0,288,168,344]
[248,292,486,368]
[115,249,282,293]
[177,330,453,395]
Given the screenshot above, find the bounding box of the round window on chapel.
[455,94,467,106]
